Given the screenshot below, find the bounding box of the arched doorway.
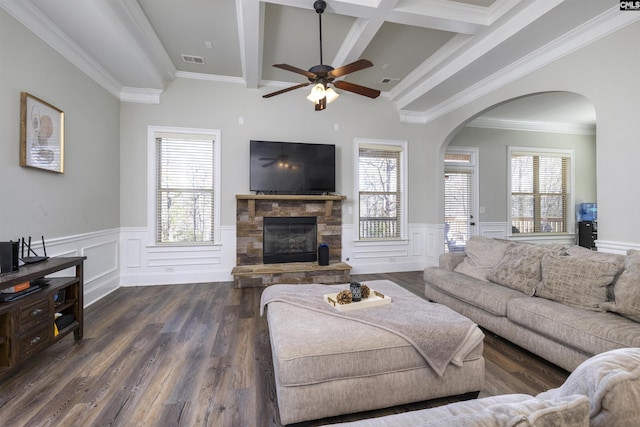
[443,91,596,250]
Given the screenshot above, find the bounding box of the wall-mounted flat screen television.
[250,140,336,194]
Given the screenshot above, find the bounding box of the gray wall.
[0,9,120,241]
[119,77,429,228]
[449,126,597,223]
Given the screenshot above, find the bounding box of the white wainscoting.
[121,224,440,286]
[594,240,640,255]
[341,223,440,274]
[40,224,640,307]
[26,229,121,307]
[119,226,237,286]
[478,222,576,247]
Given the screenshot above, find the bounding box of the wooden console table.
[0,257,85,379]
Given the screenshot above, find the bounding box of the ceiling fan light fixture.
[306,83,326,103]
[325,87,339,103]
[263,1,379,109]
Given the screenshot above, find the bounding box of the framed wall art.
[20,92,64,173]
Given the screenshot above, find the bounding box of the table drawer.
[18,297,51,332]
[17,322,51,359]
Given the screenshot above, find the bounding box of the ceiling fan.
[263,0,381,111]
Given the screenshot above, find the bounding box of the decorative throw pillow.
[536,252,621,310]
[453,236,510,281]
[601,249,640,322]
[487,243,561,296]
[565,245,625,300]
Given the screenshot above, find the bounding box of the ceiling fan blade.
[273,64,317,79]
[329,59,373,78]
[333,80,380,99]
[263,83,311,98]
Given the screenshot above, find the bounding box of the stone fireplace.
[232,194,351,287]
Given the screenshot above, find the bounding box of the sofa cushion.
[536,253,621,310]
[601,249,640,322]
[506,297,640,356]
[425,267,528,317]
[538,348,640,427]
[487,243,562,296]
[439,252,467,272]
[453,236,510,281]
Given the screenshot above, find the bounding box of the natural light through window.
[355,139,407,240]
[509,147,573,235]
[149,127,221,246]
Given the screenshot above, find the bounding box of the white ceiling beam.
[332,0,396,67]
[114,0,176,83]
[391,0,566,110]
[237,0,263,88]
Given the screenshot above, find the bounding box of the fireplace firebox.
[263,217,317,264]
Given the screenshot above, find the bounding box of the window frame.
[507,146,575,237]
[353,138,408,241]
[147,126,221,247]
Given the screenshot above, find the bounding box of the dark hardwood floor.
[0,271,568,426]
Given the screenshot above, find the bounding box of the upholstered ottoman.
[261,280,485,425]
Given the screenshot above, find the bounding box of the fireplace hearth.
[263,217,317,264]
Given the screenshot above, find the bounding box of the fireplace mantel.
[236,194,346,219]
[235,194,346,201]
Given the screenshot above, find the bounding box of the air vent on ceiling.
[380,77,400,85]
[181,54,205,65]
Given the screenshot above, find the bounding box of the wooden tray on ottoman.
[323,289,391,311]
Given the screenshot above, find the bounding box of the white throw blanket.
[261,281,479,377]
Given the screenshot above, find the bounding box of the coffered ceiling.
[2,0,637,124]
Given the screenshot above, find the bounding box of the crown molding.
[176,71,246,85]
[114,0,176,83]
[119,87,163,104]
[0,0,123,98]
[467,117,595,135]
[393,0,564,112]
[411,7,640,124]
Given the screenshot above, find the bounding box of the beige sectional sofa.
[325,347,640,427]
[424,236,640,372]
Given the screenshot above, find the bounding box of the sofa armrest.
[439,252,466,271]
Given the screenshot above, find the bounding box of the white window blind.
[358,145,403,239]
[156,136,215,244]
[510,150,571,234]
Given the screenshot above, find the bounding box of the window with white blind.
[355,139,407,240]
[150,127,221,245]
[509,147,574,235]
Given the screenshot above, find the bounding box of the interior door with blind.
[444,149,478,252]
